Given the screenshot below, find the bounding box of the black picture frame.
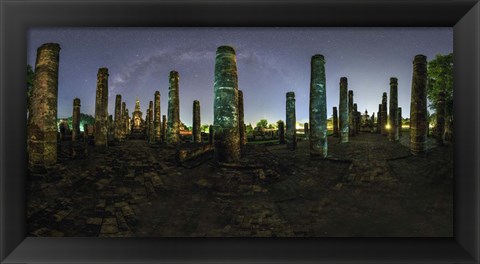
[1,0,479,263]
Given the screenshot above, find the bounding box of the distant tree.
[201,124,210,133]
[256,119,269,129]
[427,53,453,138]
[246,123,254,134]
[268,123,277,129]
[63,113,95,130]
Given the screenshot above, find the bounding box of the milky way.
[27,27,452,126]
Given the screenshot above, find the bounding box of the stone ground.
[27,131,453,237]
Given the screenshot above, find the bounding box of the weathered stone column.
[339,77,349,143]
[148,101,154,143]
[348,90,355,136]
[114,94,122,141]
[213,45,241,163]
[108,115,114,142]
[436,91,446,146]
[389,78,399,141]
[145,107,150,139]
[409,55,428,155]
[309,55,327,157]
[167,71,180,143]
[304,123,310,140]
[377,104,382,134]
[154,91,161,143]
[192,100,201,143]
[277,120,285,144]
[161,115,167,143]
[27,43,61,168]
[72,98,81,141]
[121,102,126,139]
[286,92,297,150]
[353,103,359,134]
[94,67,109,147]
[381,92,388,136]
[333,107,339,137]
[209,125,215,145]
[124,108,129,137]
[238,90,247,145]
[397,107,402,138]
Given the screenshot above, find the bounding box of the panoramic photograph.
[26,27,453,237]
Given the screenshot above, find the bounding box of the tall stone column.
[154,91,161,143]
[353,103,359,134]
[333,107,339,137]
[377,104,382,134]
[145,107,150,139]
[309,56,327,157]
[409,55,428,155]
[304,123,310,140]
[121,102,126,139]
[381,92,388,136]
[114,94,122,141]
[397,107,402,138]
[277,120,285,144]
[339,77,349,143]
[148,101,154,143]
[389,77,399,141]
[213,45,241,163]
[167,71,180,143]
[238,90,247,145]
[72,98,81,141]
[192,100,201,143]
[348,90,355,136]
[161,115,167,143]
[124,108,129,137]
[28,43,61,168]
[436,91,446,146]
[94,68,109,147]
[286,92,297,150]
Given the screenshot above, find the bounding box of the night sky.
[27,28,452,126]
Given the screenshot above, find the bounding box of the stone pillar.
[94,67,109,147]
[148,101,154,143]
[72,98,81,141]
[161,115,167,143]
[238,90,247,145]
[209,125,215,145]
[309,56,327,157]
[302,123,309,140]
[286,92,297,150]
[121,102,126,139]
[27,43,61,169]
[348,90,355,136]
[277,120,285,144]
[409,55,428,155]
[154,91,161,143]
[167,71,180,143]
[333,107,339,137]
[114,94,122,141]
[108,115,114,142]
[436,91,446,146]
[192,100,201,143]
[213,45,241,163]
[381,92,388,136]
[339,77,349,143]
[389,77,399,141]
[353,103,359,134]
[377,104,382,134]
[397,107,402,138]
[145,108,150,139]
[124,108,129,137]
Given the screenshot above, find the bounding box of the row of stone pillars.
[26,42,443,169]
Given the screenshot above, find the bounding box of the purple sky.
[27,27,452,126]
